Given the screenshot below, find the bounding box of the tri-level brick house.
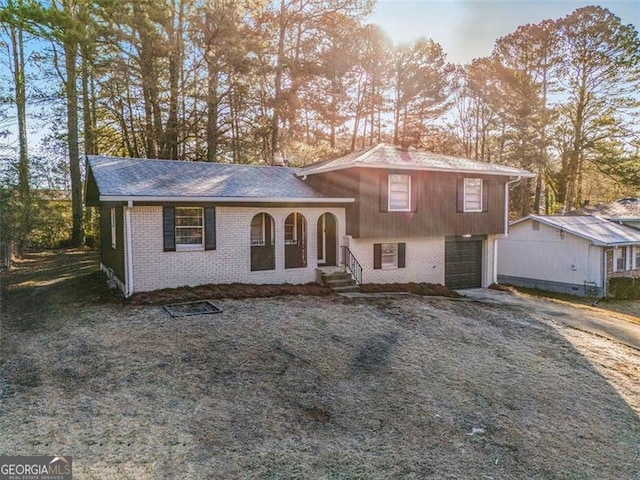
[85,143,533,296]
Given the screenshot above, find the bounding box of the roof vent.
[399,141,410,152]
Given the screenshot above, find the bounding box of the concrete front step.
[325,278,357,288]
[330,285,361,293]
[317,268,360,293]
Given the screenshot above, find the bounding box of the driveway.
[460,288,640,351]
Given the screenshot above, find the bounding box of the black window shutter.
[373,243,382,269]
[379,174,388,212]
[482,180,489,212]
[398,243,406,268]
[456,178,464,213]
[204,207,216,250]
[411,175,418,212]
[163,206,176,252]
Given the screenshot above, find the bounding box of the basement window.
[381,243,398,269]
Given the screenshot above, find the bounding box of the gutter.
[124,201,134,298]
[298,163,535,178]
[99,195,355,204]
[493,176,523,285]
[602,247,608,300]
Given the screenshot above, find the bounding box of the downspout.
[124,201,134,298]
[602,247,608,301]
[492,176,522,285]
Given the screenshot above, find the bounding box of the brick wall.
[344,235,445,285]
[130,206,346,293]
[606,247,640,280]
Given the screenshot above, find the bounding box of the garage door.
[445,239,482,289]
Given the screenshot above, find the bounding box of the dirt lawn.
[1,251,639,479]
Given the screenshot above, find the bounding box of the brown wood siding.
[99,205,126,282]
[306,168,506,238]
[305,170,360,237]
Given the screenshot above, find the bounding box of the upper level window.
[464,178,483,212]
[110,208,117,249]
[388,174,411,211]
[175,207,203,250]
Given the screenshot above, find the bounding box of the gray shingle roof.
[299,143,535,177]
[514,214,640,246]
[580,197,640,220]
[87,155,353,203]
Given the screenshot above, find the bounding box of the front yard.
[1,251,639,479]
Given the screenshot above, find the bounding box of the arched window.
[250,213,275,271]
[284,212,307,269]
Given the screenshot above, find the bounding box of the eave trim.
[99,195,355,204]
[298,163,535,178]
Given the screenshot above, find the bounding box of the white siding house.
[498,215,640,297]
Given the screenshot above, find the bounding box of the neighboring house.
[85,143,533,296]
[581,197,640,231]
[498,214,640,297]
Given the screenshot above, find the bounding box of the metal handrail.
[341,246,362,285]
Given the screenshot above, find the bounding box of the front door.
[317,213,337,266]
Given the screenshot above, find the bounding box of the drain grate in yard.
[163,300,223,317]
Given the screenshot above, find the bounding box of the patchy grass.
[1,250,639,478]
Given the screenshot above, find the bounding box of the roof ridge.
[89,155,293,170]
[355,142,387,163]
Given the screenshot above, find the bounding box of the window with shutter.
[373,242,406,270]
[175,207,204,250]
[163,206,216,252]
[388,174,411,211]
[463,178,483,212]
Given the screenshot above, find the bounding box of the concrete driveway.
[459,288,640,351]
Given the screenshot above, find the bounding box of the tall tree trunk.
[206,59,219,162]
[64,40,83,246]
[161,1,183,159]
[81,44,95,155]
[8,9,30,253]
[270,0,287,164]
[10,22,28,200]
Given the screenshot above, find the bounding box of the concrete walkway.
[459,288,640,351]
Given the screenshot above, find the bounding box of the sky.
[370,0,640,64]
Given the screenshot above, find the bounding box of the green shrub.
[608,277,640,299]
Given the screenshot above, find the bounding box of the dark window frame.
[373,242,406,270]
[163,206,216,252]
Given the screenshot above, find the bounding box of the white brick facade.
[344,234,498,287]
[129,206,346,293]
[344,235,445,284]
